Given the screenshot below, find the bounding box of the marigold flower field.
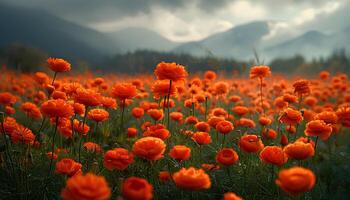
[0,59,349,200]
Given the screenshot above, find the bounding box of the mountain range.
[1,2,349,63]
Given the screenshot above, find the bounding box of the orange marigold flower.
[223,192,243,200]
[10,126,35,145]
[314,111,338,124]
[195,121,210,132]
[280,134,289,146]
[112,83,137,100]
[284,141,314,160]
[5,106,15,115]
[132,107,145,119]
[132,137,166,161]
[154,62,188,83]
[83,142,101,153]
[216,120,234,134]
[104,148,134,171]
[122,177,153,200]
[72,103,85,116]
[249,65,271,79]
[61,173,111,200]
[262,128,277,139]
[173,167,211,190]
[232,106,249,116]
[336,106,350,127]
[207,116,224,128]
[74,88,102,107]
[73,119,90,135]
[159,171,171,182]
[41,99,74,119]
[216,148,239,166]
[127,127,138,138]
[185,116,198,125]
[47,57,71,72]
[55,158,82,177]
[258,116,272,126]
[304,120,332,140]
[170,112,183,122]
[279,108,303,125]
[101,96,117,109]
[259,146,288,166]
[204,70,217,81]
[169,145,191,161]
[283,94,298,103]
[214,81,229,95]
[236,118,256,128]
[192,132,212,145]
[147,109,164,121]
[293,79,310,96]
[238,134,264,153]
[275,167,316,195]
[88,108,109,122]
[143,124,170,141]
[34,72,50,85]
[152,80,177,98]
[201,163,220,171]
[0,92,16,106]
[319,71,330,80]
[51,90,68,100]
[20,102,42,119]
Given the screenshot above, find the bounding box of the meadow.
[0,58,349,200]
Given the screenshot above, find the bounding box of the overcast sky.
[3,0,350,42]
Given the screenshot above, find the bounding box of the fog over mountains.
[1,2,349,63]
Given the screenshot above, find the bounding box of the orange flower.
[258,116,272,126]
[238,134,264,153]
[41,99,74,119]
[159,171,171,182]
[279,108,303,125]
[173,167,211,190]
[222,192,243,200]
[336,106,350,128]
[275,167,316,195]
[152,80,177,98]
[284,141,314,160]
[47,57,71,72]
[5,106,15,116]
[143,124,170,140]
[147,109,164,121]
[20,102,42,119]
[122,177,153,200]
[132,107,145,119]
[262,128,277,139]
[185,116,198,124]
[72,103,85,116]
[195,122,210,132]
[304,120,332,140]
[232,106,249,116]
[214,81,229,95]
[74,88,102,107]
[236,118,256,128]
[280,134,289,146]
[55,158,82,177]
[101,96,117,109]
[112,83,137,100]
[51,90,68,100]
[216,120,234,134]
[34,72,50,85]
[0,92,16,106]
[216,148,239,166]
[192,132,212,145]
[204,70,217,81]
[314,111,338,124]
[293,79,310,96]
[10,126,35,145]
[154,62,188,83]
[132,137,166,160]
[61,173,111,200]
[88,108,109,122]
[169,145,191,161]
[103,148,134,171]
[319,71,330,80]
[259,146,288,166]
[249,65,271,79]
[201,163,220,171]
[73,119,90,135]
[127,127,138,138]
[83,142,101,153]
[207,116,224,128]
[170,112,183,122]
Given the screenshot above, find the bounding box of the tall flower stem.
[47,116,59,177]
[0,113,15,176]
[166,80,172,129]
[120,99,126,132]
[51,72,57,85]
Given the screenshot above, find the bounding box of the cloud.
[2,0,348,42]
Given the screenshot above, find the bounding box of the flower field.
[0,59,350,200]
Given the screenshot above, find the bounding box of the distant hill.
[107,27,181,52]
[0,3,119,63]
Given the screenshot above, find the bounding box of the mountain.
[107,27,181,52]
[0,3,119,63]
[263,31,332,60]
[173,21,270,59]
